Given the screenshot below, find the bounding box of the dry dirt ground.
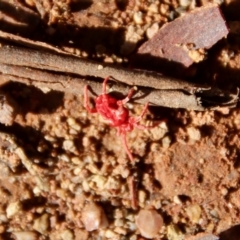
[1,0,240,240]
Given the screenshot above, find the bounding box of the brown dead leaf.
[134,5,228,72]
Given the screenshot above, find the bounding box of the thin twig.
[0,38,238,110]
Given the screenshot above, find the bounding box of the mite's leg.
[118,86,136,106]
[121,132,134,161]
[102,76,110,94]
[84,85,97,113]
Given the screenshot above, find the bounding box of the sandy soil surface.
[0,0,240,240]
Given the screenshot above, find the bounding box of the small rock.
[105,229,119,239]
[33,213,49,234]
[60,229,74,240]
[81,202,109,231]
[135,209,163,239]
[63,140,76,152]
[146,23,160,39]
[133,11,144,24]
[162,135,171,148]
[186,204,202,224]
[12,231,38,240]
[167,224,184,240]
[187,127,201,142]
[6,201,22,218]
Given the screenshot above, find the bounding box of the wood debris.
[134,5,228,73]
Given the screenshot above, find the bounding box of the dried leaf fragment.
[135,5,228,68]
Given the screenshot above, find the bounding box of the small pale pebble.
[71,123,81,131]
[186,204,202,224]
[82,136,90,147]
[179,0,190,7]
[33,213,49,234]
[68,183,76,192]
[138,190,147,203]
[67,117,76,126]
[114,226,127,235]
[56,189,67,200]
[61,179,70,189]
[44,135,56,142]
[135,209,163,238]
[0,214,7,222]
[114,218,124,227]
[36,207,44,214]
[152,200,162,210]
[187,127,201,142]
[81,202,109,231]
[210,209,219,219]
[129,235,137,240]
[6,201,22,218]
[173,195,182,205]
[167,224,184,240]
[33,186,41,195]
[71,157,82,165]
[73,167,81,175]
[82,180,90,192]
[105,229,118,238]
[126,214,135,222]
[159,3,169,15]
[86,163,99,174]
[69,129,78,135]
[148,3,159,13]
[150,126,167,140]
[113,209,124,219]
[98,65,104,70]
[63,140,76,152]
[12,231,38,240]
[59,154,70,162]
[146,22,159,39]
[162,135,171,148]
[133,11,144,24]
[220,187,228,196]
[91,175,107,189]
[60,229,74,240]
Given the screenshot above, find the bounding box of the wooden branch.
[0,36,238,111]
[0,42,204,91]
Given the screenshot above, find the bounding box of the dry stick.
[0,63,204,110]
[0,43,204,91]
[0,43,238,110]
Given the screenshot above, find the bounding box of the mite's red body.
[84,77,158,161]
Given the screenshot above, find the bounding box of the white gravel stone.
[186,204,202,224]
[162,135,171,148]
[12,231,38,240]
[60,229,74,240]
[187,127,201,142]
[81,202,109,231]
[135,209,163,238]
[6,201,21,218]
[33,213,49,234]
[146,22,159,39]
[133,11,144,24]
[63,140,76,152]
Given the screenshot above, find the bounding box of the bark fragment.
[134,5,229,71]
[0,41,238,111]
